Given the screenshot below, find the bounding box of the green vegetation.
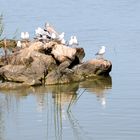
[0,14,17,49]
[0,14,4,38]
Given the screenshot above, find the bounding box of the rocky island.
[0,23,112,89]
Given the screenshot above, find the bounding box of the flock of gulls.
[16,22,105,58]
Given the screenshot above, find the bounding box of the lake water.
[0,0,140,139]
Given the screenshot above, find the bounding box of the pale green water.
[0,0,140,140]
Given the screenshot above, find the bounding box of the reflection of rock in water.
[48,83,79,106]
[80,76,112,93]
[0,97,5,140]
[0,76,112,110]
[0,78,112,139]
[80,76,112,108]
[43,83,80,140]
[0,83,79,114]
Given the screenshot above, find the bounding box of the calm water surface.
[0,0,140,140]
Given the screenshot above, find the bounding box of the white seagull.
[69,35,78,46]
[61,38,66,44]
[51,32,57,39]
[25,32,29,39]
[69,36,74,46]
[21,32,25,39]
[17,40,22,47]
[44,22,58,36]
[95,46,106,59]
[73,36,78,45]
[58,32,65,41]
[35,27,52,40]
[35,27,45,36]
[20,32,29,40]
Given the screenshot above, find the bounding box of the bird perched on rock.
[95,46,106,59]
[35,27,45,37]
[35,27,51,41]
[25,32,29,40]
[51,32,57,39]
[17,40,22,47]
[20,32,29,40]
[21,32,25,40]
[73,36,78,45]
[44,22,58,36]
[61,38,66,45]
[69,35,78,46]
[69,36,74,46]
[58,32,65,41]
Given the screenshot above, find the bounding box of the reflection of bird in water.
[95,46,106,59]
[80,76,112,108]
[62,108,66,120]
[99,96,106,108]
[96,92,107,108]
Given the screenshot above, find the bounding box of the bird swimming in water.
[95,46,106,59]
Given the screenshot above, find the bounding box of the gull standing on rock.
[61,38,66,45]
[95,46,106,59]
[73,36,78,45]
[35,27,51,40]
[58,32,65,41]
[17,41,22,47]
[69,35,78,46]
[51,32,57,39]
[25,32,29,40]
[69,36,74,46]
[44,22,58,36]
[21,32,25,40]
[20,32,29,40]
[35,27,44,37]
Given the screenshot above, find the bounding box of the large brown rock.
[0,41,58,85]
[0,40,112,87]
[73,59,112,77]
[45,59,112,85]
[0,64,42,85]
